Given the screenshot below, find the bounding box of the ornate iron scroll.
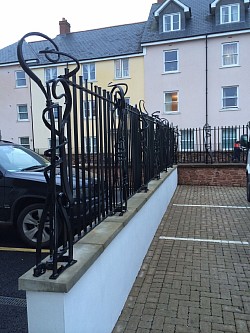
[151,111,161,179]
[17,32,79,279]
[108,82,129,215]
[17,33,130,278]
[138,100,150,192]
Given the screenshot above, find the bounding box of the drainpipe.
[204,35,212,164]
[205,34,208,126]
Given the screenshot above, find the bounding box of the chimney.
[157,0,164,2]
[59,18,71,34]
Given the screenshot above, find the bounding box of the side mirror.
[240,134,249,148]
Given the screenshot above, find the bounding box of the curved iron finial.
[17,32,80,278]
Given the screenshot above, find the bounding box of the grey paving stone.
[112,186,250,333]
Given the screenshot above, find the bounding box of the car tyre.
[17,203,50,248]
[247,176,250,202]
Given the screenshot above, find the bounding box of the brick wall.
[177,164,246,187]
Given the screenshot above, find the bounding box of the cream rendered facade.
[0,64,33,147]
[143,31,250,129]
[30,55,144,152]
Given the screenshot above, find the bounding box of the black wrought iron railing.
[17,33,176,279]
[177,125,249,164]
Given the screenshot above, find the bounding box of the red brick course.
[177,164,246,187]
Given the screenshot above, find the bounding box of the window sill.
[15,86,28,89]
[162,71,180,75]
[163,111,180,115]
[219,65,240,69]
[114,77,131,80]
[17,119,29,122]
[219,108,240,112]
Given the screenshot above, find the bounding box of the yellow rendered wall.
[31,55,144,151]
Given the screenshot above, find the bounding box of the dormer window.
[163,13,181,32]
[220,3,240,24]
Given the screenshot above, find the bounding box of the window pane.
[115,60,121,78]
[18,105,28,120]
[173,14,180,30]
[122,59,129,77]
[231,5,239,22]
[83,64,89,80]
[16,71,26,87]
[222,42,238,66]
[164,92,178,112]
[221,6,229,23]
[223,87,238,108]
[83,63,96,81]
[19,137,30,148]
[45,68,57,81]
[165,50,178,72]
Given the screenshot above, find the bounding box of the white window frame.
[180,129,194,151]
[83,63,96,81]
[222,42,239,67]
[19,137,30,149]
[45,67,57,82]
[115,59,129,79]
[164,91,179,114]
[17,104,29,121]
[163,13,181,32]
[220,4,240,24]
[221,86,239,109]
[15,70,27,87]
[164,50,179,73]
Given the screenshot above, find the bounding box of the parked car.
[240,134,250,202]
[0,140,99,247]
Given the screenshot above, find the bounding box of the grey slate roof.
[0,22,146,66]
[141,0,250,44]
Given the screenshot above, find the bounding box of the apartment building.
[0,0,249,151]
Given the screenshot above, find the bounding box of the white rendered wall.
[26,168,177,333]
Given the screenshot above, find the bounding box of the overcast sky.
[0,0,154,49]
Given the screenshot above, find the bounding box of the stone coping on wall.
[18,166,177,294]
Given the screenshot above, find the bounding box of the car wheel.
[17,203,50,248]
[247,176,250,202]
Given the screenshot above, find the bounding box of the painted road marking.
[0,247,49,253]
[0,296,26,307]
[173,204,250,209]
[159,236,249,245]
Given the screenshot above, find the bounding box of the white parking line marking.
[173,204,250,209]
[159,236,249,245]
[0,247,49,253]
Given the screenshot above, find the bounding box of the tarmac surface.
[112,185,250,333]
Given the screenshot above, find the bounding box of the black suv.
[0,141,98,247]
[0,141,52,247]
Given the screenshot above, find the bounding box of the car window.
[0,145,49,172]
